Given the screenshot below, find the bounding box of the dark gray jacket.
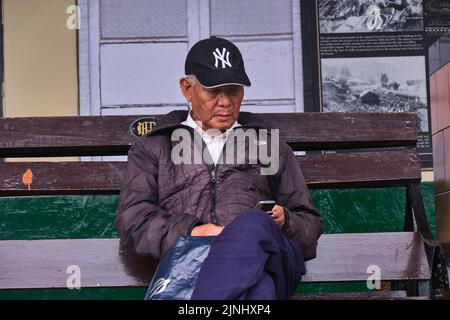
[116,110,323,260]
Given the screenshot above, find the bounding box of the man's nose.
[217,91,232,107]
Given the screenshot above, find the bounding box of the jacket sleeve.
[115,139,203,259]
[272,143,323,261]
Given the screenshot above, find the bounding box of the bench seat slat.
[0,113,418,157]
[0,151,420,196]
[0,232,429,290]
[303,232,429,282]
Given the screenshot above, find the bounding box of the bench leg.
[417,280,430,297]
[431,242,450,299]
[392,280,429,298]
[403,280,430,299]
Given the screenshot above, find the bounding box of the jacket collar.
[147,110,271,136]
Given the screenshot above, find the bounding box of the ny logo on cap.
[213,47,232,69]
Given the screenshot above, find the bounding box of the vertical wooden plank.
[78,0,90,117]
[86,0,101,162]
[436,191,450,243]
[88,0,101,116]
[187,0,201,48]
[437,65,450,132]
[293,0,304,112]
[433,131,446,194]
[430,74,438,135]
[199,0,210,39]
[445,129,450,192]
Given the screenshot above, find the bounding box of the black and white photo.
[321,55,429,132]
[319,0,423,33]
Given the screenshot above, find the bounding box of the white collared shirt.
[181,112,240,165]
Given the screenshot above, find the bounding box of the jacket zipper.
[210,166,218,225]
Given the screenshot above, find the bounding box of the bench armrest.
[430,242,450,299]
[406,183,450,299]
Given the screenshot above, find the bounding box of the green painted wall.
[0,183,436,299]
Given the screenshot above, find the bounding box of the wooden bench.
[0,112,449,299]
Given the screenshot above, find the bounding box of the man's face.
[180,77,244,132]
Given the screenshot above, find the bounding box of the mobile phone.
[255,200,276,215]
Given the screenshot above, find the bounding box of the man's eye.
[206,90,220,97]
[227,88,240,96]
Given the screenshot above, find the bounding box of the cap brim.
[194,70,251,88]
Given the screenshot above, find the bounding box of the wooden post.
[430,35,450,243]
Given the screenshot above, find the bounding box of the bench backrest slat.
[0,113,418,157]
[0,151,421,196]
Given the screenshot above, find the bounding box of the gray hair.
[184,75,197,87]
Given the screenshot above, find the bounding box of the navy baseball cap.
[185,37,251,88]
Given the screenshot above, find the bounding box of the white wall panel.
[237,40,295,101]
[240,104,295,113]
[210,0,292,36]
[100,105,187,115]
[80,0,303,116]
[100,0,187,39]
[100,43,188,105]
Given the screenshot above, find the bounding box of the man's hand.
[271,205,285,229]
[191,224,224,236]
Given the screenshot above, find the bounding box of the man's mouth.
[214,114,232,122]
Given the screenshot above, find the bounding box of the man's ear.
[179,78,192,103]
